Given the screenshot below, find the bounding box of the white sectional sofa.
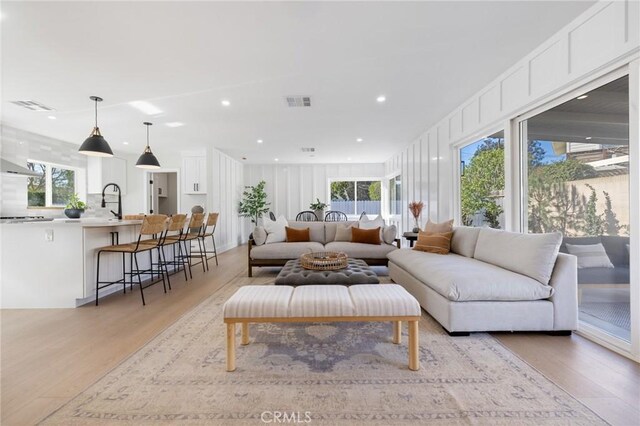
[248,221,400,277]
[387,226,578,335]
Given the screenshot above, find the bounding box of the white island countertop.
[1,218,143,227]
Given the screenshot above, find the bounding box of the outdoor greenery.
[460,138,505,228]
[527,141,626,236]
[239,180,271,225]
[461,139,626,236]
[330,181,354,201]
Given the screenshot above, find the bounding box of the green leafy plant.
[309,198,328,210]
[239,180,271,225]
[65,193,86,210]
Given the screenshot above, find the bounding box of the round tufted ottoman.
[275,258,380,286]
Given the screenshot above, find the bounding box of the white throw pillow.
[565,243,614,269]
[383,225,397,245]
[252,226,267,246]
[359,214,385,230]
[360,214,385,239]
[473,228,562,285]
[334,223,357,241]
[263,215,288,244]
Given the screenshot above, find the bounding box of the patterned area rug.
[42,278,606,425]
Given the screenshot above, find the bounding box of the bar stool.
[166,213,206,279]
[200,212,219,270]
[145,214,189,284]
[95,214,169,306]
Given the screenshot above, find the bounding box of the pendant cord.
[94,99,98,128]
[146,125,150,148]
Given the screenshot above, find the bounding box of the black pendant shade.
[136,122,161,169]
[79,96,114,157]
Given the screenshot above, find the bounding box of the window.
[389,175,402,215]
[27,161,77,208]
[521,75,631,343]
[459,130,505,229]
[330,179,381,216]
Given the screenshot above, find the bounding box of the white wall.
[244,162,385,223]
[384,0,640,234]
[209,148,245,252]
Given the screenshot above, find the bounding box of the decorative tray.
[300,251,348,271]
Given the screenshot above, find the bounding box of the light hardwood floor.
[2,245,639,425]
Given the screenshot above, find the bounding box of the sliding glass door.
[520,75,632,345]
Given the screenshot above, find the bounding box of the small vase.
[412,218,420,233]
[314,209,324,221]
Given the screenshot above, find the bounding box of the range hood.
[0,158,41,177]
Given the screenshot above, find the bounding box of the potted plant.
[65,193,87,219]
[309,198,328,221]
[408,201,424,232]
[239,180,271,225]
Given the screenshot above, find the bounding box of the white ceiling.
[1,1,595,164]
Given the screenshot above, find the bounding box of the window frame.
[27,159,81,209]
[327,177,382,218]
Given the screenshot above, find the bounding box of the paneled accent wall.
[244,163,384,225]
[208,149,245,251]
[384,0,640,234]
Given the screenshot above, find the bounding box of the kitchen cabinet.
[182,156,207,194]
[87,157,128,195]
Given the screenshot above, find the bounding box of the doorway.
[147,171,179,215]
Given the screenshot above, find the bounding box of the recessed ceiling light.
[129,100,162,115]
[347,157,352,161]
[356,138,363,142]
[274,158,279,162]
[376,95,386,103]
[165,122,184,128]
[257,139,263,144]
[577,95,588,100]
[221,99,231,107]
[123,141,129,145]
[47,116,56,120]
[585,137,592,140]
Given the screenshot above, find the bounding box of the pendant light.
[135,122,161,169]
[79,96,114,157]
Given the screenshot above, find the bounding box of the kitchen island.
[0,218,147,308]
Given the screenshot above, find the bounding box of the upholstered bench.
[223,284,422,371]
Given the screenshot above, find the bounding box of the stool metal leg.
[133,253,146,306]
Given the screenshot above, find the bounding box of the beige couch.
[248,221,400,277]
[387,227,578,335]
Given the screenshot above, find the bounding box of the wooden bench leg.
[408,320,419,371]
[241,322,250,345]
[393,321,402,344]
[226,323,236,372]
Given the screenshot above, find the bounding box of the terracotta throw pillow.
[285,227,310,242]
[413,231,453,254]
[424,219,454,233]
[351,227,381,245]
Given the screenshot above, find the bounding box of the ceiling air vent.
[11,100,55,112]
[301,147,315,153]
[285,96,311,107]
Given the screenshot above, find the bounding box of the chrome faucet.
[101,183,122,220]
